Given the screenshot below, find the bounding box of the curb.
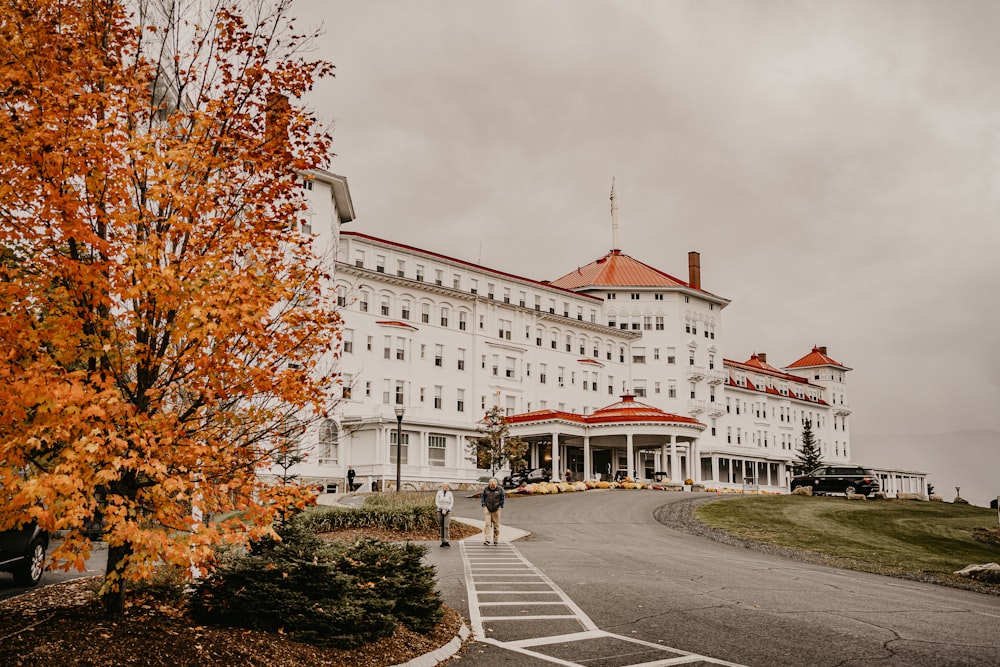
[392,621,470,667]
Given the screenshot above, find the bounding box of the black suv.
[1,522,49,586]
[791,466,881,497]
[503,467,551,488]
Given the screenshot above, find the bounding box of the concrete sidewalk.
[450,515,530,544]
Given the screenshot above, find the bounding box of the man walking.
[435,482,454,547]
[347,466,356,492]
[480,478,505,545]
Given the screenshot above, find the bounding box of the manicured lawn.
[695,495,1000,583]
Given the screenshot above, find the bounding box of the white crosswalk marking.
[461,541,746,666]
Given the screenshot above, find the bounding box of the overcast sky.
[294,0,1000,439]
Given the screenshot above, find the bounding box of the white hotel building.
[292,171,924,495]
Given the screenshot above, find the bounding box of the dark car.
[0,521,49,586]
[791,466,881,497]
[503,467,551,488]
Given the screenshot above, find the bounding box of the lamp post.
[394,405,405,492]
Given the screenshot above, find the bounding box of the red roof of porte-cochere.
[505,395,704,428]
[786,346,850,370]
[549,250,689,290]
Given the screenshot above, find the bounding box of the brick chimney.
[818,346,827,356]
[688,251,701,290]
[758,352,767,363]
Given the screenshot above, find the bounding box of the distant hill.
[852,430,1000,508]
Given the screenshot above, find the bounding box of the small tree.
[793,420,823,475]
[468,406,528,477]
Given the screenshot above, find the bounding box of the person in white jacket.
[435,483,455,547]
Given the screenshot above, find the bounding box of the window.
[655,293,663,301]
[505,357,516,379]
[434,386,442,409]
[359,292,369,312]
[453,274,461,289]
[653,348,660,361]
[440,307,449,327]
[457,389,465,412]
[342,374,352,399]
[655,316,664,330]
[565,334,572,352]
[631,293,640,300]
[470,279,478,294]
[421,303,430,323]
[577,306,583,320]
[376,255,385,273]
[401,301,410,320]
[505,395,516,416]
[383,336,391,359]
[416,265,425,282]
[634,380,646,397]
[396,259,405,277]
[336,286,346,307]
[394,380,405,405]
[534,295,541,311]
[395,337,406,361]
[380,296,390,317]
[435,269,443,286]
[540,364,547,384]
[366,335,373,351]
[343,329,353,353]
[458,311,467,330]
[365,381,371,397]
[689,352,695,366]
[503,287,511,303]
[318,419,338,464]
[354,250,365,268]
[457,349,466,371]
[487,283,495,299]
[434,344,443,367]
[428,435,447,466]
[690,382,696,399]
[499,319,512,340]
[632,347,646,364]
[668,381,677,398]
[643,316,652,330]
[492,354,499,376]
[389,430,409,464]
[655,382,661,394]
[563,302,570,317]
[606,293,616,299]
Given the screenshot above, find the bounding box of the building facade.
[287,173,923,495]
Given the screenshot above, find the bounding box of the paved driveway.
[425,489,1000,667]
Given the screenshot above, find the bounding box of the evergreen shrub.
[188,516,442,647]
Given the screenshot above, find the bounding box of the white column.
[690,438,699,483]
[583,434,591,481]
[669,440,678,481]
[551,433,560,482]
[711,456,719,485]
[626,433,634,479]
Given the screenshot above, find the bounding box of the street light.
[394,405,405,492]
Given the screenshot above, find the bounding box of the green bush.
[188,514,443,647]
[296,492,438,533]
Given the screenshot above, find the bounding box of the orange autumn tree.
[0,0,339,616]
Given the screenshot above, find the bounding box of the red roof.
[506,395,704,428]
[375,320,419,331]
[549,250,690,290]
[786,346,850,370]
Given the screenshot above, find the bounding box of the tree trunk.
[102,543,131,619]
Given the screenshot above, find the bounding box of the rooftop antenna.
[610,178,620,251]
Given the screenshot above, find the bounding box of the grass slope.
[695,496,1000,587]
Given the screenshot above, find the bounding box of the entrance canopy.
[506,395,706,483]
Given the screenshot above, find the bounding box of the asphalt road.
[426,489,1000,667]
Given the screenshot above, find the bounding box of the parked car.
[791,466,881,497]
[503,467,551,488]
[1,521,49,586]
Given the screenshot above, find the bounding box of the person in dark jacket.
[480,478,505,545]
[347,466,356,492]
